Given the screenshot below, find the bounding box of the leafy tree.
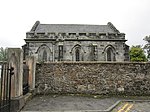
[143,35,150,60]
[0,47,8,61]
[129,45,147,62]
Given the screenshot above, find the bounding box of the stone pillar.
[26,56,36,91]
[7,48,23,98]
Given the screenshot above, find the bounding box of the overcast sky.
[0,0,150,48]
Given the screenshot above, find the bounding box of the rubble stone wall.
[35,62,150,95]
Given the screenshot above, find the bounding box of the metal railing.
[0,63,14,112]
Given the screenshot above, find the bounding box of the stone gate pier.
[7,48,36,112]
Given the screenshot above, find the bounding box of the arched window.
[37,44,52,62]
[43,50,47,61]
[106,47,116,61]
[107,48,112,61]
[71,44,85,61]
[75,48,80,61]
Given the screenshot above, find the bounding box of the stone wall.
[35,62,150,95]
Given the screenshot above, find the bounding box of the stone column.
[7,48,23,97]
[26,56,36,91]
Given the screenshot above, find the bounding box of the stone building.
[23,21,129,62]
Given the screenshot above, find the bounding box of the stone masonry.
[35,62,150,95]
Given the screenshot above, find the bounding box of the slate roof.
[30,21,120,33]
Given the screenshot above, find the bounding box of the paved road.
[112,101,150,112]
[21,95,119,112]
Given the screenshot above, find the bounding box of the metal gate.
[23,63,29,95]
[0,63,14,112]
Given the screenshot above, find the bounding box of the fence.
[0,63,14,112]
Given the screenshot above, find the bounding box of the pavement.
[21,95,150,112]
[21,95,120,112]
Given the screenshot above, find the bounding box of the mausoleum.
[23,21,129,62]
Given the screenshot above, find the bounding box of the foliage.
[129,45,147,62]
[0,47,8,61]
[143,35,150,60]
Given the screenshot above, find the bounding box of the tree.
[129,45,147,62]
[0,47,8,61]
[143,35,150,60]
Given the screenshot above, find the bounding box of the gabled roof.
[30,21,120,33]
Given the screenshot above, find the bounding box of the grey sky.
[0,0,150,48]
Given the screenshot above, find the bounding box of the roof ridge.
[40,24,107,26]
[32,21,119,33]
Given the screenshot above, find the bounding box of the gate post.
[26,56,36,92]
[7,48,23,97]
[7,48,24,112]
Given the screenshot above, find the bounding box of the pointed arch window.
[75,48,80,61]
[107,48,112,61]
[43,50,47,61]
[106,47,116,61]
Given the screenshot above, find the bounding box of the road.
[112,101,150,112]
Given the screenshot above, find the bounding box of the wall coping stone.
[37,61,150,64]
